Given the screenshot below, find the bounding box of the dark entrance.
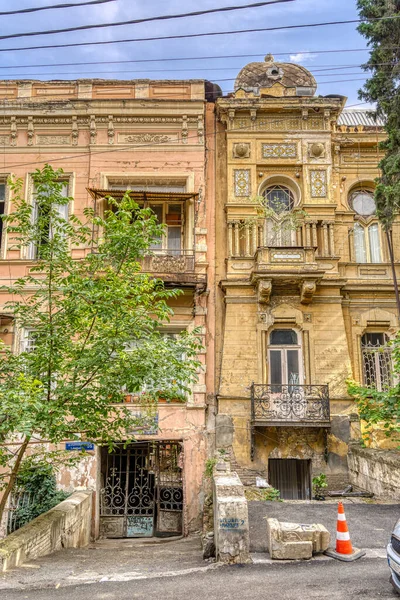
[99,441,183,538]
[268,458,311,500]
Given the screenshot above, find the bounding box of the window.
[350,189,376,216]
[264,185,294,213]
[361,333,392,391]
[20,329,37,353]
[354,222,382,263]
[148,203,184,254]
[268,329,303,390]
[0,181,5,251]
[30,180,69,259]
[263,185,297,247]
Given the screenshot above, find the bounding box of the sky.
[0,0,373,108]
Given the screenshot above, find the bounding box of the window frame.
[353,220,383,264]
[361,331,393,391]
[27,175,73,260]
[267,328,304,387]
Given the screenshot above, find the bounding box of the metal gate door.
[100,442,183,538]
[268,458,311,500]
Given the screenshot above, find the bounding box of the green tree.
[0,165,202,524]
[357,0,400,313]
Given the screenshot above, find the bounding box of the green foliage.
[262,487,281,502]
[0,165,203,521]
[347,331,400,445]
[357,0,400,226]
[312,473,328,500]
[205,458,217,478]
[12,461,69,531]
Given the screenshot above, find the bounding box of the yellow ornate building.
[214,55,398,498]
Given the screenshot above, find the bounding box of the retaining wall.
[348,445,400,500]
[0,490,92,571]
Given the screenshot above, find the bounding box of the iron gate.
[99,442,183,538]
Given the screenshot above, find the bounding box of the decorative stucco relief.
[117,133,177,144]
[262,143,297,159]
[310,170,327,197]
[234,169,251,197]
[36,135,71,145]
[0,135,10,146]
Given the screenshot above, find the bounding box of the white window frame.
[353,221,383,264]
[267,328,304,386]
[20,328,37,353]
[27,174,73,260]
[0,177,9,259]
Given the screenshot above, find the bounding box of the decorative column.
[258,223,264,248]
[305,222,312,247]
[311,222,318,249]
[234,221,240,257]
[328,222,335,256]
[245,223,251,256]
[228,221,234,257]
[322,222,329,257]
[348,227,355,262]
[252,223,257,255]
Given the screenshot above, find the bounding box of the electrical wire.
[1,16,400,53]
[0,49,378,71]
[0,1,295,42]
[0,0,117,16]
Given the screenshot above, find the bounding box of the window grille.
[361,333,392,391]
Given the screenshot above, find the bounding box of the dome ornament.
[264,54,275,63]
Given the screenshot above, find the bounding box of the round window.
[264,185,294,213]
[350,190,376,216]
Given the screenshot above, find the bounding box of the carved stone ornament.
[36,135,71,145]
[119,133,173,145]
[234,169,251,197]
[233,142,250,158]
[309,142,325,159]
[258,279,272,304]
[300,280,317,305]
[262,143,296,159]
[310,170,327,198]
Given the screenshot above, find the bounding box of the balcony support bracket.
[300,279,317,305]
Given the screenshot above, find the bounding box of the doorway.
[99,441,183,538]
[268,458,311,500]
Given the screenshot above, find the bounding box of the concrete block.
[213,471,251,564]
[266,518,330,560]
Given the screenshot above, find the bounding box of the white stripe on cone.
[337,514,346,521]
[336,531,350,541]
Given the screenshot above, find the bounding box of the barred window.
[361,332,392,391]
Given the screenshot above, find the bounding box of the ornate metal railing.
[251,383,330,424]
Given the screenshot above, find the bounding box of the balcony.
[251,383,330,427]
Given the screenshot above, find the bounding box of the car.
[388,517,400,594]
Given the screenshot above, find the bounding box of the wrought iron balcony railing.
[250,383,330,426]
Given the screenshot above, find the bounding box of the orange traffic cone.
[335,502,353,555]
[324,502,366,562]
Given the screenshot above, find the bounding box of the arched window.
[268,329,303,390]
[262,184,297,247]
[353,222,382,263]
[361,332,392,391]
[350,189,376,216]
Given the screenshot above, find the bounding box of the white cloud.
[290,52,318,64]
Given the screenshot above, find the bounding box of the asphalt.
[1,557,398,600]
[0,499,398,596]
[249,500,400,552]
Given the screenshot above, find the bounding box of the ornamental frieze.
[117,133,178,144]
[262,143,297,159]
[36,135,71,145]
[0,135,10,146]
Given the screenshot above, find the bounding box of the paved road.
[2,557,398,600]
[249,501,400,552]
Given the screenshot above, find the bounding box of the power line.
[0,0,117,16]
[0,1,294,42]
[0,16,400,53]
[0,49,376,71]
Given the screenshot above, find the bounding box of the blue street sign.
[65,442,95,451]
